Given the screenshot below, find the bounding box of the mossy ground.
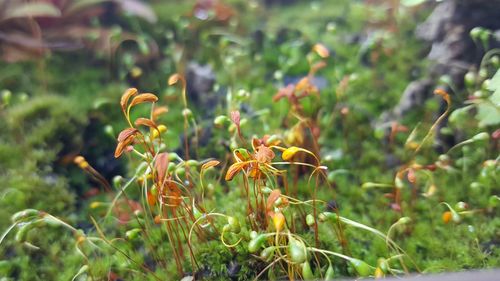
[0,1,498,280]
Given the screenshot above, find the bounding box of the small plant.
[1,74,417,279]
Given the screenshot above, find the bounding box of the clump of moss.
[0,95,86,280]
[6,95,86,162]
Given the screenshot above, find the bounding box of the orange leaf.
[117,128,139,142]
[114,141,129,158]
[152,106,169,121]
[168,73,181,85]
[201,160,220,170]
[310,61,327,75]
[134,117,158,129]
[273,84,295,102]
[295,77,310,91]
[255,145,275,163]
[115,128,139,158]
[155,153,169,184]
[434,89,450,105]
[147,191,157,206]
[266,189,281,214]
[120,88,138,112]
[129,93,158,108]
[225,162,247,181]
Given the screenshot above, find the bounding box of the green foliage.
[1,1,499,280]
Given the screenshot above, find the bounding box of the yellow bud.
[273,213,285,232]
[406,141,419,150]
[282,146,300,161]
[130,66,143,78]
[79,161,89,169]
[76,236,86,244]
[90,202,101,209]
[74,156,85,165]
[313,43,330,58]
[152,125,167,139]
[74,156,89,169]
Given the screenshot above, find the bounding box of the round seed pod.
[214,115,230,127]
[227,216,241,234]
[125,228,142,240]
[186,160,199,167]
[306,214,315,227]
[248,234,267,253]
[464,71,476,88]
[318,212,338,223]
[260,246,275,262]
[349,258,372,277]
[168,152,180,161]
[288,236,307,264]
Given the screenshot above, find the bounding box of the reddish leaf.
[155,153,169,184]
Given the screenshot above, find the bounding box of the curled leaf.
[168,73,181,85]
[234,148,251,161]
[266,189,281,215]
[117,128,139,142]
[225,162,247,181]
[115,128,139,158]
[114,141,132,158]
[434,89,451,105]
[134,118,158,129]
[129,93,158,108]
[120,88,138,113]
[273,84,295,102]
[201,160,220,170]
[153,106,169,121]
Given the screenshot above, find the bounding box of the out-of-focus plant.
[0,0,157,62]
[362,28,499,222]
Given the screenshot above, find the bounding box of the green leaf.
[475,69,500,127]
[476,102,500,127]
[487,69,500,94]
[5,3,61,19]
